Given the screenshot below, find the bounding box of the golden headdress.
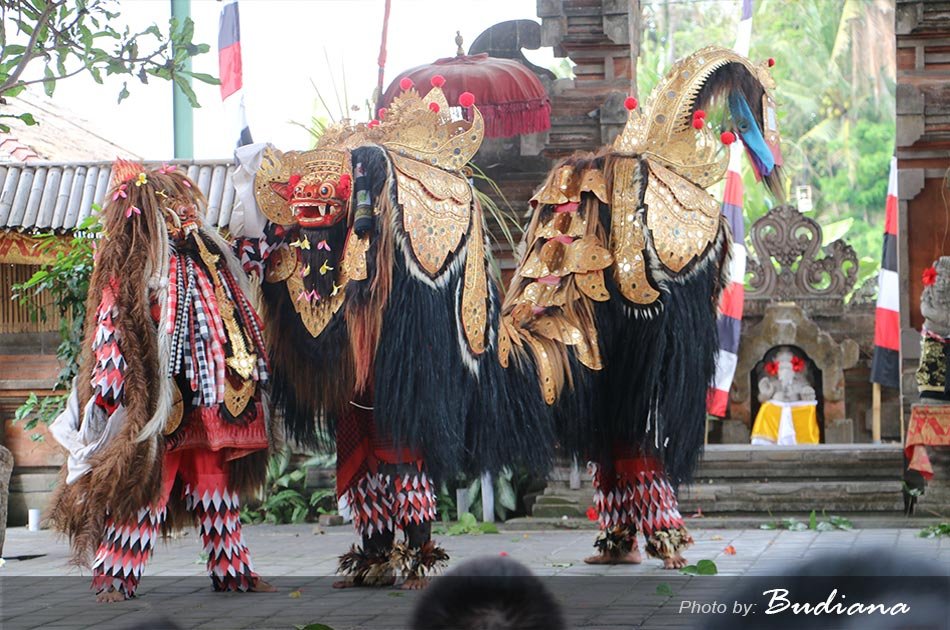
[613,46,778,190]
[255,78,484,225]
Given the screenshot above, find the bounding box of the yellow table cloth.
[751,400,820,445]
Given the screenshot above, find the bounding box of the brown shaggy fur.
[47,167,266,566]
[347,179,395,394]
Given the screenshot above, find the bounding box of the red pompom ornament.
[430,74,446,88]
[693,109,706,120]
[791,356,806,373]
[764,361,779,377]
[337,174,352,199]
[767,57,776,67]
[923,266,938,286]
[377,107,387,120]
[624,96,638,111]
[720,130,736,145]
[399,77,414,91]
[428,102,441,113]
[459,91,475,108]
[368,119,380,129]
[692,118,704,130]
[586,506,598,521]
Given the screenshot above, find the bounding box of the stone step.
[545,445,905,486]
[505,513,945,531]
[532,479,906,517]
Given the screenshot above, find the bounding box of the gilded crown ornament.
[376,77,483,172]
[254,77,484,226]
[613,45,778,189]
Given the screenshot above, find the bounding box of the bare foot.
[250,578,277,592]
[584,550,643,565]
[663,554,688,570]
[96,589,127,604]
[400,576,429,590]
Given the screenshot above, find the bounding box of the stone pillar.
[0,445,13,557]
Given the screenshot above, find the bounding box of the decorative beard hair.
[299,224,348,300]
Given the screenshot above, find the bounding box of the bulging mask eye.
[319,183,336,198]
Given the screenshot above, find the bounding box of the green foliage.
[240,449,337,525]
[436,468,529,523]
[12,214,101,437]
[759,517,807,531]
[760,512,854,531]
[435,512,499,536]
[918,523,950,539]
[680,559,718,576]
[0,0,218,132]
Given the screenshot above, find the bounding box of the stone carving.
[757,347,817,403]
[730,303,859,443]
[0,444,12,557]
[745,205,859,316]
[849,273,879,307]
[921,256,950,337]
[917,257,950,401]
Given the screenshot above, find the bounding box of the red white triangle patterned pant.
[91,448,258,598]
[591,455,693,559]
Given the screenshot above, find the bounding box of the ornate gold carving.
[461,209,489,355]
[390,153,472,204]
[532,165,575,206]
[497,316,514,368]
[264,245,297,284]
[380,87,484,172]
[579,169,608,203]
[342,232,370,282]
[164,384,184,436]
[531,316,601,370]
[393,161,471,277]
[285,268,347,338]
[609,157,660,305]
[532,167,608,207]
[521,281,568,309]
[612,46,777,189]
[575,271,610,302]
[254,147,297,225]
[521,332,557,405]
[522,236,613,279]
[194,235,258,380]
[644,161,719,274]
[536,211,588,239]
[225,378,255,417]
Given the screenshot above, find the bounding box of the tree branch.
[6,63,87,91]
[0,0,60,95]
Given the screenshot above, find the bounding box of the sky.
[48,0,556,160]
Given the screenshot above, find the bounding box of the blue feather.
[728,91,774,177]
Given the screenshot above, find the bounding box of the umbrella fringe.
[479,99,552,138]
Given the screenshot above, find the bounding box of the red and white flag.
[870,157,899,389]
[707,0,753,417]
[219,0,253,148]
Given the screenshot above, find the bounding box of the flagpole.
[374,0,392,117]
[872,382,881,443]
[171,0,194,159]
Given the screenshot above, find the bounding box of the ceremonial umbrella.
[379,52,551,139]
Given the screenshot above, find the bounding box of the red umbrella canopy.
[381,53,551,139]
